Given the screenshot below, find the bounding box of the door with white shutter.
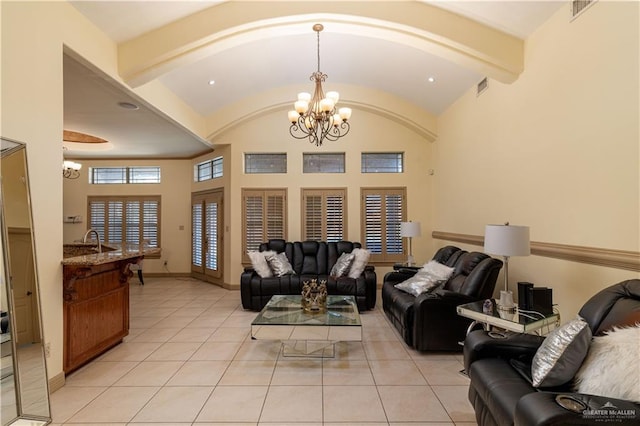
[192,190,223,281]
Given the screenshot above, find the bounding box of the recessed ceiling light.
[208,80,215,86]
[118,101,139,110]
[427,77,435,83]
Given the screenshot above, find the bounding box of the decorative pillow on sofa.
[574,325,640,403]
[394,262,454,297]
[265,252,295,277]
[347,248,371,279]
[248,250,275,278]
[394,260,453,297]
[417,260,455,281]
[531,316,592,388]
[331,252,355,278]
[394,274,444,297]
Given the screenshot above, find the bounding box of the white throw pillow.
[247,250,275,278]
[347,248,371,279]
[574,325,640,403]
[417,260,455,281]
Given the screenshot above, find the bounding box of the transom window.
[244,153,287,174]
[303,153,345,173]
[194,156,223,181]
[89,166,161,184]
[361,153,404,173]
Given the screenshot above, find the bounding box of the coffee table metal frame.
[251,294,362,357]
[457,299,559,336]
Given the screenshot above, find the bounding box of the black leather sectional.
[382,246,503,351]
[240,239,376,311]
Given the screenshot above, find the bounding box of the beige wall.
[214,107,434,285]
[432,2,640,321]
[3,1,69,382]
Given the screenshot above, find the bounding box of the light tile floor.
[50,277,477,425]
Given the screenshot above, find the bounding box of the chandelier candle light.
[288,24,352,147]
[62,160,82,179]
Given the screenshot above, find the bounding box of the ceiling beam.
[118,1,524,88]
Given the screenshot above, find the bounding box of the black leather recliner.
[464,279,640,425]
[240,239,376,312]
[382,246,503,351]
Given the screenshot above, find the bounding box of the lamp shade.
[484,224,530,257]
[400,221,422,238]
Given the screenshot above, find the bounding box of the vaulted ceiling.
[64,1,564,159]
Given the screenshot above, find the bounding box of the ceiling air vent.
[477,77,488,97]
[571,0,597,21]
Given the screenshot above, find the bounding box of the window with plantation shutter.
[142,200,159,247]
[125,201,139,243]
[87,196,161,255]
[304,193,323,241]
[89,201,106,240]
[301,188,347,242]
[242,188,287,262]
[192,203,203,267]
[361,187,406,263]
[108,201,123,243]
[205,201,218,270]
[266,194,285,240]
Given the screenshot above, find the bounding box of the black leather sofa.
[464,279,640,426]
[382,246,503,351]
[241,239,376,312]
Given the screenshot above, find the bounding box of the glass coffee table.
[251,294,362,357]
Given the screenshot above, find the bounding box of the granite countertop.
[61,242,161,266]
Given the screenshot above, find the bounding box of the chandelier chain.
[287,23,352,147]
[316,27,321,73]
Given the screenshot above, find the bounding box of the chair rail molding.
[432,231,640,272]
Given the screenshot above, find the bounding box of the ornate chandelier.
[288,24,352,147]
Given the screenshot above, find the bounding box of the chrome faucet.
[82,229,102,253]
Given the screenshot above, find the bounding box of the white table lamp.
[484,223,530,300]
[400,221,421,266]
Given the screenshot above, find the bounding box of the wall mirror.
[1,137,51,425]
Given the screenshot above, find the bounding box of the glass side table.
[457,299,559,336]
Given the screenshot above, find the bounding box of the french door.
[191,190,223,282]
